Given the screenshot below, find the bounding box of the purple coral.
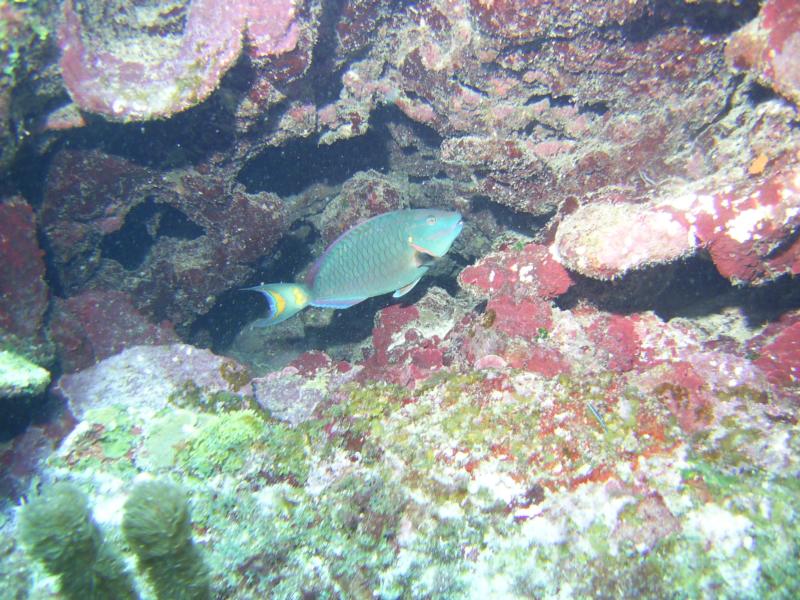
[58,0,307,122]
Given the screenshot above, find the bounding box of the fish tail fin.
[243,283,312,326]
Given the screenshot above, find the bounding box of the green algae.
[177,409,310,483]
[139,408,208,471]
[168,380,253,414]
[195,469,406,599]
[178,410,265,478]
[8,362,798,599]
[54,406,139,476]
[0,349,50,398]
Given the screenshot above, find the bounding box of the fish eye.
[427,215,437,225]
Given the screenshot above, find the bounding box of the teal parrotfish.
[245,209,464,326]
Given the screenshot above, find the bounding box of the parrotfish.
[245,209,463,326]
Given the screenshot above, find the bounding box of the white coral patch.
[686,503,753,557]
[726,204,774,243]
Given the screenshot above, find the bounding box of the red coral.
[587,314,640,372]
[693,167,800,284]
[459,243,572,299]
[367,304,420,369]
[515,346,570,377]
[753,318,800,387]
[487,296,552,338]
[641,362,714,434]
[290,351,333,377]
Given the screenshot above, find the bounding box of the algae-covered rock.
[0,349,50,398]
[17,481,137,600]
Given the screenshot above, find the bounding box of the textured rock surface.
[52,343,252,419]
[3,285,797,598]
[0,197,51,365]
[39,149,285,333]
[49,290,179,374]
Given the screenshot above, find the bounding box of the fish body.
[246,209,463,326]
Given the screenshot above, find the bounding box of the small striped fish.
[245,209,463,326]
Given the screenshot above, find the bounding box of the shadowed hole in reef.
[191,222,468,354]
[189,224,317,351]
[557,253,800,326]
[470,196,552,237]
[237,127,390,197]
[100,198,205,270]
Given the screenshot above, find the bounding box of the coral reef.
[726,0,800,109]
[40,149,286,335]
[4,272,797,597]
[0,1,799,598]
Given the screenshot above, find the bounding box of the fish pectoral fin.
[393,277,423,298]
[413,250,435,267]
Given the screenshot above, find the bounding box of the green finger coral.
[122,479,210,600]
[17,481,137,600]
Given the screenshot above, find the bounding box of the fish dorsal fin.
[393,277,422,298]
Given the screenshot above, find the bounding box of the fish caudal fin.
[243,283,312,326]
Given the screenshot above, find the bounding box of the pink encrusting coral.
[552,164,800,284]
[553,202,695,280]
[58,0,309,122]
[726,0,800,109]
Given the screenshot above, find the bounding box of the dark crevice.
[237,125,390,197]
[381,104,443,148]
[470,196,552,237]
[191,225,317,351]
[41,96,236,172]
[579,101,609,116]
[744,82,779,107]
[557,255,800,328]
[616,0,760,43]
[454,79,490,98]
[525,93,574,107]
[689,74,744,141]
[37,226,64,298]
[100,198,204,270]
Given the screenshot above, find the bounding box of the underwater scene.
[1,0,799,598]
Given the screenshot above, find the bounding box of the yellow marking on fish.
[292,287,308,306]
[268,290,286,316]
